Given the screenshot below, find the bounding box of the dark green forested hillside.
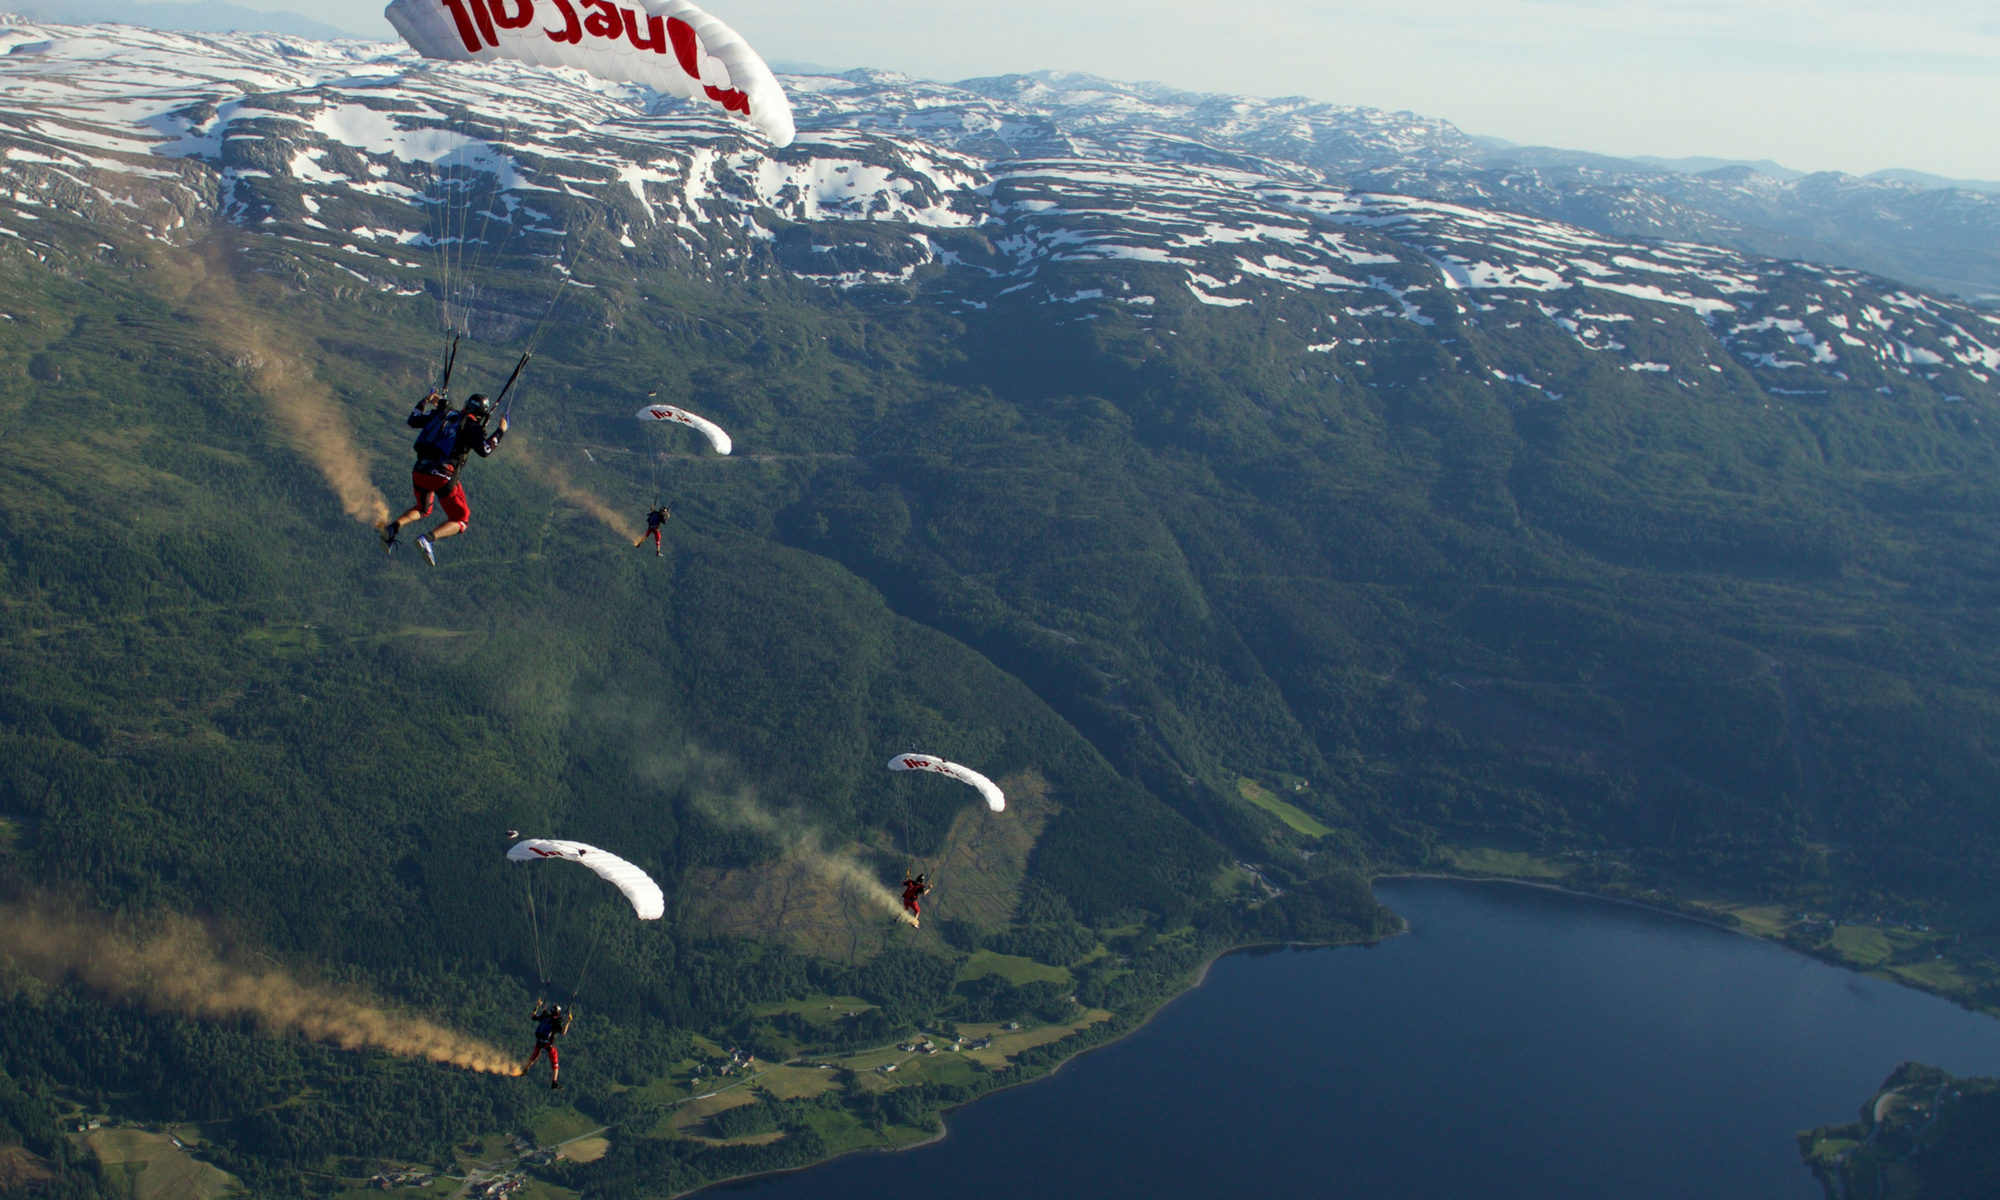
[4,181,2000,1195]
[1802,1063,2000,1200]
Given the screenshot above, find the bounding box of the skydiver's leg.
[523,1043,546,1073]
[549,1044,561,1088]
[428,485,471,540]
[386,476,438,540]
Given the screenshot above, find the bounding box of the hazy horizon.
[24,0,2000,183]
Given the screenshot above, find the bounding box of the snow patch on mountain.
[0,19,1995,400]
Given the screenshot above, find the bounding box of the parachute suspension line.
[460,114,518,286]
[565,916,607,1005]
[899,737,916,874]
[519,208,604,358]
[431,107,497,343]
[523,873,549,990]
[493,209,602,424]
[420,112,491,350]
[428,122,461,337]
[450,113,537,340]
[929,823,969,887]
[415,135,455,347]
[442,115,478,333]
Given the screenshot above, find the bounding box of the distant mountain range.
[2,9,1994,304]
[1,0,365,39]
[1,26,1993,391]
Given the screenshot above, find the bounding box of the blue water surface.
[707,879,2000,1199]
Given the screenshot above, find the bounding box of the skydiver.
[635,505,671,557]
[380,387,508,565]
[522,1000,571,1090]
[900,873,932,929]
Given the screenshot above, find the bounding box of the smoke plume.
[0,907,521,1075]
[190,243,393,527]
[513,442,640,540]
[683,779,914,926]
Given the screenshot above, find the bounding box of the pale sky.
[232,0,2000,181]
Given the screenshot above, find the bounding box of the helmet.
[464,393,494,419]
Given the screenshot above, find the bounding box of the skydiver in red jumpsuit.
[901,873,931,928]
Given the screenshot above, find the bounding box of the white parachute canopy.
[638,403,732,455]
[887,754,1006,813]
[507,838,665,919]
[385,0,795,147]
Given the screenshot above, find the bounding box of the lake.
[706,878,2000,1199]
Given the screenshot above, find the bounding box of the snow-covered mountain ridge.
[2,19,1995,403]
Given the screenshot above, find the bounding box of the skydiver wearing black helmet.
[523,1000,572,1090]
[381,388,508,564]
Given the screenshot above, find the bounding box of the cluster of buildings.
[470,1173,526,1198]
[690,1046,758,1085]
[365,1169,436,1190]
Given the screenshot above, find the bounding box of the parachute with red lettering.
[638,403,732,454]
[887,754,1006,813]
[385,0,795,146]
[507,838,665,919]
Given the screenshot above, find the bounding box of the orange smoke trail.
[702,789,915,925]
[512,442,640,540]
[0,907,521,1075]
[190,245,392,527]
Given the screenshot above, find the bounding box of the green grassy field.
[1831,925,1897,968]
[1440,846,1572,880]
[1719,904,1792,938]
[527,1109,602,1148]
[955,950,1072,987]
[81,1128,236,1200]
[1889,958,1974,994]
[749,995,877,1021]
[1235,779,1334,838]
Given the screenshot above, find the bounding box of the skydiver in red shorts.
[522,1001,571,1090]
[635,504,671,556]
[381,388,507,565]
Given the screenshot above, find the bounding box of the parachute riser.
[496,351,532,421]
[437,333,460,400]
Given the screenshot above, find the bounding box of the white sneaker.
[416,534,436,565]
